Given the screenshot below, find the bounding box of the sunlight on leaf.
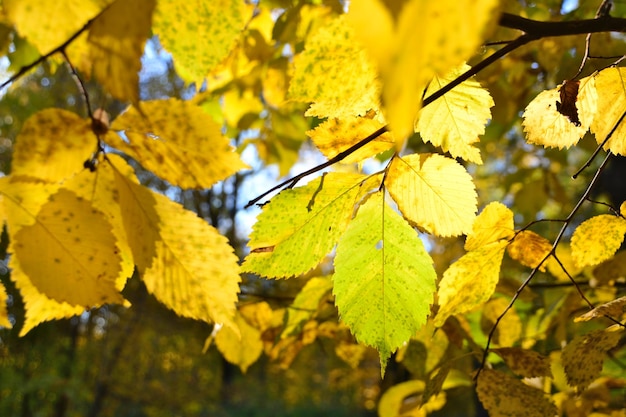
[465,202,514,251]
[108,98,248,189]
[288,15,381,120]
[476,369,557,417]
[562,326,624,390]
[591,67,626,156]
[242,173,379,278]
[434,240,507,327]
[0,282,12,328]
[387,154,477,237]
[571,214,626,268]
[417,64,494,164]
[492,347,553,378]
[522,75,596,149]
[13,189,124,306]
[507,230,553,271]
[575,296,626,323]
[88,0,155,104]
[333,192,437,370]
[12,109,95,183]
[154,0,246,84]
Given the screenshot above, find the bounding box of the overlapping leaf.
[214,312,264,373]
[571,214,626,268]
[575,296,626,322]
[417,64,494,164]
[282,277,333,338]
[523,75,597,149]
[434,240,507,327]
[333,192,437,369]
[242,173,378,278]
[507,230,553,271]
[387,154,477,237]
[107,98,248,189]
[492,348,553,379]
[465,202,514,251]
[591,67,626,155]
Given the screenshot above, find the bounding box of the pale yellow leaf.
[476,369,557,417]
[88,0,155,104]
[387,153,477,237]
[12,189,124,306]
[417,64,494,164]
[111,157,240,329]
[562,326,624,390]
[307,116,393,163]
[522,76,597,149]
[571,214,626,268]
[575,296,626,322]
[108,99,248,189]
[0,281,11,329]
[12,109,95,183]
[507,230,553,271]
[4,0,103,55]
[348,0,499,144]
[492,347,553,378]
[214,312,263,373]
[434,240,508,327]
[154,0,246,84]
[378,380,446,417]
[465,202,514,251]
[288,15,381,119]
[591,67,626,156]
[481,297,522,347]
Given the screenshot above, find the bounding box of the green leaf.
[333,192,437,370]
[242,172,379,278]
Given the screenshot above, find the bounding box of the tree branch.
[499,12,626,37]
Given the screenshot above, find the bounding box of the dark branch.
[499,12,626,37]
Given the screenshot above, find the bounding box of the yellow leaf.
[434,240,507,327]
[575,296,626,323]
[153,0,246,84]
[492,347,553,378]
[387,153,477,237]
[378,380,446,417]
[307,116,394,163]
[465,202,514,251]
[546,244,581,282]
[214,312,263,373]
[12,189,124,306]
[108,98,248,189]
[0,282,11,329]
[335,342,368,369]
[591,67,626,156]
[348,0,499,144]
[417,64,494,164]
[481,297,522,347]
[571,214,626,269]
[110,157,240,329]
[522,75,597,149]
[12,109,95,183]
[288,15,381,120]
[88,0,155,104]
[476,369,558,417]
[4,0,102,55]
[507,230,553,271]
[282,277,333,338]
[562,326,624,390]
[239,301,273,332]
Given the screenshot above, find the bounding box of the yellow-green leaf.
[417,64,494,164]
[288,15,380,120]
[571,214,626,269]
[108,98,248,189]
[12,109,95,183]
[492,348,553,379]
[214,312,263,373]
[0,282,11,329]
[522,75,596,149]
[434,240,507,327]
[12,189,124,306]
[387,153,477,237]
[507,230,553,271]
[348,0,499,144]
[282,277,333,338]
[242,173,378,278]
[562,326,624,390]
[333,192,437,369]
[111,157,241,329]
[465,202,514,251]
[88,0,155,104]
[307,116,394,163]
[591,67,626,156]
[575,296,626,322]
[476,369,557,417]
[153,0,246,84]
[4,0,102,55]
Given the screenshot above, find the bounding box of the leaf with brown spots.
[575,296,626,323]
[108,98,248,189]
[492,348,553,378]
[507,230,553,271]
